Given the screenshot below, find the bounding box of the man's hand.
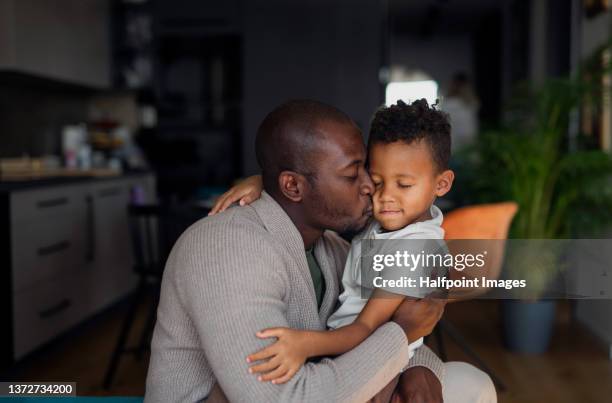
[392,367,443,403]
[391,297,446,342]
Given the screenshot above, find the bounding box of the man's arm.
[409,345,445,381]
[178,222,410,403]
[391,297,446,381]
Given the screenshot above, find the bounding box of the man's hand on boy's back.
[391,297,446,343]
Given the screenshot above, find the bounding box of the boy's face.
[368,140,453,231]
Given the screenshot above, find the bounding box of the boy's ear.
[435,169,455,197]
[278,171,307,202]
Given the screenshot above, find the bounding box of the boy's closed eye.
[372,181,413,189]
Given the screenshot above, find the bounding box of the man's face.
[303,120,374,234]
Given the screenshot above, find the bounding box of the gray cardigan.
[145,192,444,403]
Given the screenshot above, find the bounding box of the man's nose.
[360,172,374,195]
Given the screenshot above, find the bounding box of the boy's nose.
[377,187,397,204]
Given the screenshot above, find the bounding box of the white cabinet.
[0,0,111,88]
[86,177,152,311]
[6,174,155,360]
[12,266,91,360]
[10,184,89,292]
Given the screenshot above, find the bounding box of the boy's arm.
[209,174,262,214]
[307,290,405,357]
[247,290,406,379]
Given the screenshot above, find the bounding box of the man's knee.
[443,362,497,403]
[367,375,399,403]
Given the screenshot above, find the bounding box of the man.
[145,100,496,402]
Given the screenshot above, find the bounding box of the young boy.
[211,99,454,386]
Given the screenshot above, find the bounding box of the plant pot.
[502,300,556,354]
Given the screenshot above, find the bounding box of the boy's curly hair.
[368,99,451,172]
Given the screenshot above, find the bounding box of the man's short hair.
[255,99,355,192]
[368,99,451,172]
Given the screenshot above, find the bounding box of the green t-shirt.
[305,248,326,310]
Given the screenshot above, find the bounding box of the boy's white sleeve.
[374,239,445,298]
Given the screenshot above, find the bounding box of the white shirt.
[327,205,445,358]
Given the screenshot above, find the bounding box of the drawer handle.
[98,187,122,198]
[38,299,71,319]
[37,197,68,209]
[37,240,71,256]
[86,195,95,262]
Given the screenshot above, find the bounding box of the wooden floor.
[443,301,612,403]
[9,297,150,397]
[7,298,612,402]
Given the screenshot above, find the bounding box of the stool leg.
[103,279,144,389]
[135,285,160,360]
[438,319,507,391]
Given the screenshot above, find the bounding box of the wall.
[580,7,611,59]
[241,0,383,175]
[389,34,474,98]
[0,0,112,158]
[0,0,111,88]
[0,78,91,158]
[575,4,612,357]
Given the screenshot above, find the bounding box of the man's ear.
[435,169,455,197]
[278,171,307,202]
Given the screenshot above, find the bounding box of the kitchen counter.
[1,172,156,371]
[0,170,153,193]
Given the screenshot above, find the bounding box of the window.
[385,80,439,106]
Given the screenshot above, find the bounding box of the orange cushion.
[442,202,518,240]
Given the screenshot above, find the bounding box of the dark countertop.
[0,170,153,193]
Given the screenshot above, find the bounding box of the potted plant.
[457,46,612,353]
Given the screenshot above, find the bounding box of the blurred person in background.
[441,72,480,153]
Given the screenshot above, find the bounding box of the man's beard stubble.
[309,183,370,241]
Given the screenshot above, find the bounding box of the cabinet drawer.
[10,185,86,223]
[12,269,90,360]
[92,183,132,268]
[11,205,89,292]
